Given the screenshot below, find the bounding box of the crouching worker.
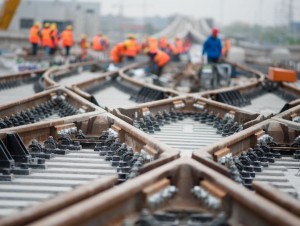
[148,49,170,77]
[110,42,125,65]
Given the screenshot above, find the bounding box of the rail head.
[26,158,300,226]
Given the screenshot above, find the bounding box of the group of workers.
[29,22,230,76]
[29,22,74,57]
[29,22,109,59]
[109,34,190,76]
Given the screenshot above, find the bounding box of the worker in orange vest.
[147,49,170,77]
[222,38,231,58]
[79,34,89,60]
[50,23,58,55]
[92,33,103,51]
[29,22,41,55]
[159,36,168,52]
[148,37,158,54]
[61,25,74,57]
[41,23,52,56]
[172,37,183,61]
[110,42,125,65]
[124,34,139,61]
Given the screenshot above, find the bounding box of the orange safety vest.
[29,26,40,44]
[175,39,183,54]
[159,37,167,49]
[154,50,170,67]
[92,36,102,51]
[222,39,231,56]
[41,28,52,47]
[148,38,158,53]
[124,39,138,57]
[61,30,74,47]
[110,43,124,64]
[51,29,59,47]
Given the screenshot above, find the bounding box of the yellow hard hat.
[81,34,87,39]
[44,23,50,28]
[34,22,41,27]
[127,33,136,39]
[66,25,72,30]
[50,24,57,30]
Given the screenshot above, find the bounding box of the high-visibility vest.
[154,50,170,67]
[222,39,231,56]
[159,37,167,49]
[92,36,102,51]
[175,39,183,54]
[51,29,59,47]
[61,30,74,47]
[41,28,53,47]
[148,38,158,53]
[110,43,124,64]
[124,39,138,57]
[29,26,40,44]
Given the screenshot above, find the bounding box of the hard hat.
[34,22,41,27]
[66,25,72,30]
[212,27,219,36]
[50,23,57,30]
[44,23,50,28]
[127,33,136,39]
[81,34,87,39]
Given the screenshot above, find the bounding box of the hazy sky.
[97,0,300,26]
[2,0,300,26]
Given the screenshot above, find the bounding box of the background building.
[9,0,101,38]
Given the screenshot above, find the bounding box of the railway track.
[113,96,263,157]
[0,54,300,225]
[0,112,177,222]
[70,62,178,109]
[0,88,101,129]
[202,63,300,115]
[193,119,300,199]
[24,158,300,226]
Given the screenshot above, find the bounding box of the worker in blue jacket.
[202,28,222,63]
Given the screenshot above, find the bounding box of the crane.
[0,0,21,30]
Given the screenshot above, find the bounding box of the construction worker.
[79,34,89,60]
[50,23,58,55]
[202,28,222,63]
[41,23,52,56]
[92,33,106,59]
[172,37,183,62]
[148,37,158,54]
[147,49,170,77]
[61,25,74,57]
[110,42,125,65]
[159,36,168,52]
[222,37,231,58]
[124,34,139,61]
[29,22,41,55]
[92,33,103,51]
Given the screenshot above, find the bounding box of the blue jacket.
[202,36,222,59]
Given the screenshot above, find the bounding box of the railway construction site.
[0,1,300,225]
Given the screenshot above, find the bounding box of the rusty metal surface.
[0,87,104,130]
[0,112,179,223]
[27,158,300,226]
[0,53,300,226]
[112,96,265,157]
[69,62,179,109]
[193,119,300,201]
